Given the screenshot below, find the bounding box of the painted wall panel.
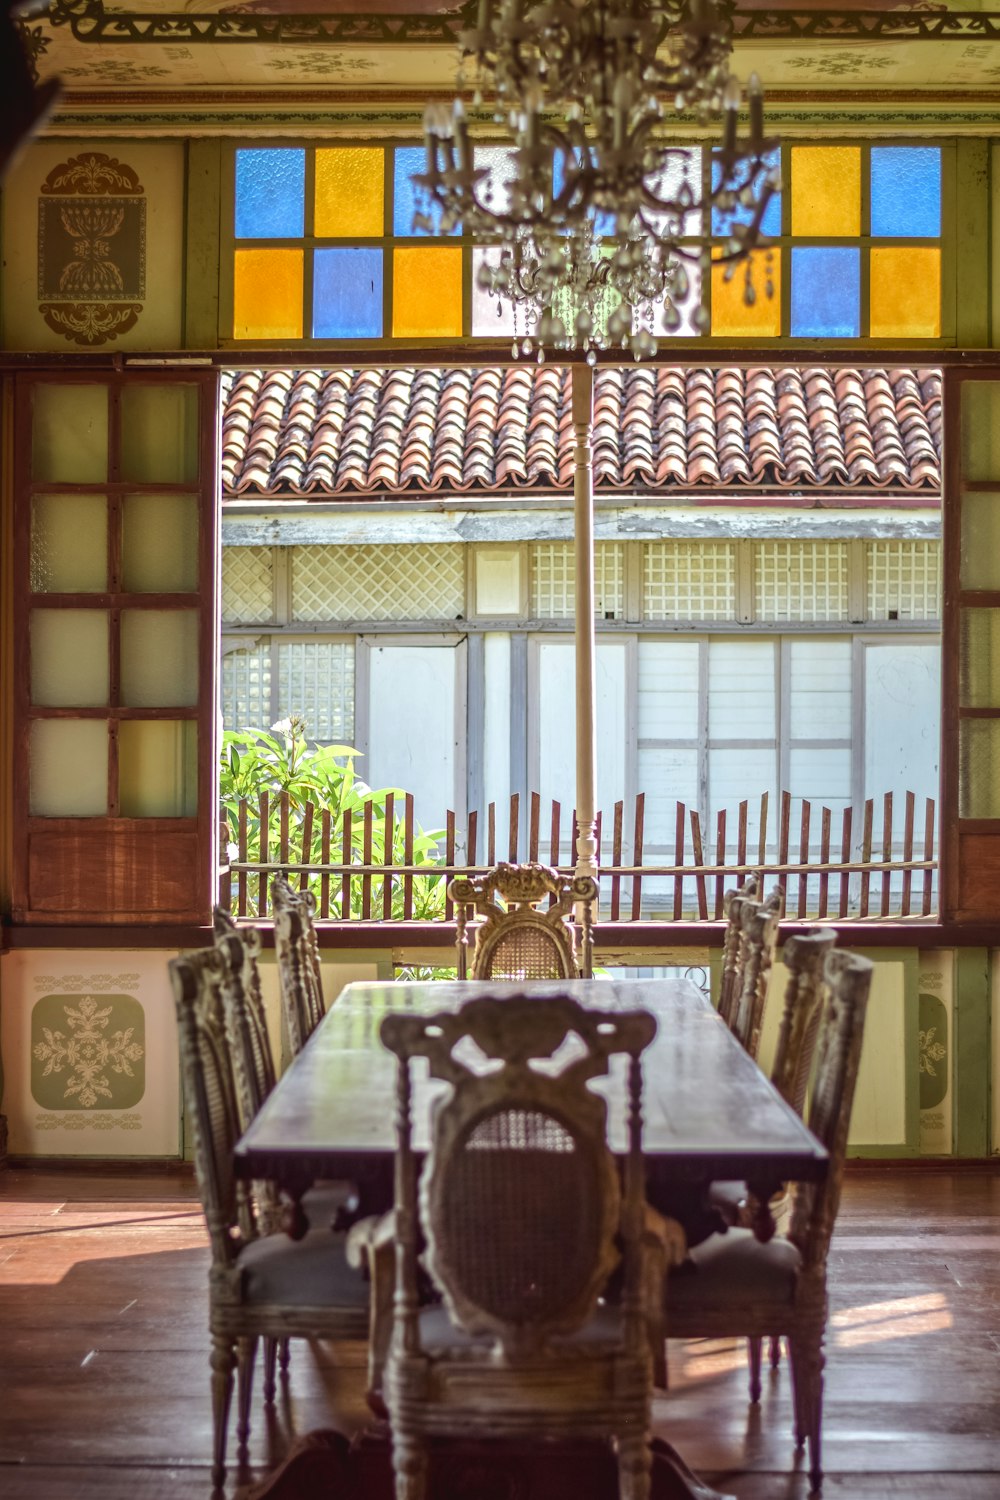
[483,632,511,812]
[847,955,908,1148]
[366,640,462,834]
[863,642,940,807]
[534,638,627,829]
[919,949,954,1155]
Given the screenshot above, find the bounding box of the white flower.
[270,717,293,735]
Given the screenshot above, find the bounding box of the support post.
[571,364,599,899]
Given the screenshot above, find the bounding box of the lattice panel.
[530,542,624,619]
[222,546,274,624]
[866,541,941,621]
[643,542,736,621]
[754,542,850,622]
[221,638,272,731]
[290,544,465,621]
[276,640,355,744]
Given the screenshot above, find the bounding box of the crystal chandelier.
[414,0,780,360]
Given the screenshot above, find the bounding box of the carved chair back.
[730,887,784,1059]
[169,947,256,1269]
[788,948,873,1271]
[448,862,597,981]
[380,994,656,1360]
[213,909,276,1130]
[272,873,325,1055]
[771,928,837,1118]
[717,874,760,1027]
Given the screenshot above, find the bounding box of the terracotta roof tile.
[220,365,942,499]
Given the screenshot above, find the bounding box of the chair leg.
[747,1335,763,1403]
[279,1337,291,1374]
[618,1432,652,1500]
[390,1430,428,1500]
[789,1331,825,1492]
[263,1337,278,1403]
[236,1335,258,1451]
[210,1332,236,1490]
[769,1334,782,1370]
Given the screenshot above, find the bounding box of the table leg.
[649,1438,737,1500]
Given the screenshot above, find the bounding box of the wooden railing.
[220,788,937,923]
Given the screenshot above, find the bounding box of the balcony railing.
[220,788,937,924]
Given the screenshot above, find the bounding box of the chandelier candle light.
[414,0,781,359]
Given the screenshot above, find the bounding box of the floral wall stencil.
[31,992,146,1111]
[37,150,146,345]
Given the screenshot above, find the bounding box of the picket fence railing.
[220,788,937,924]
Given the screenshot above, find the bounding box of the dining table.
[234,976,829,1500]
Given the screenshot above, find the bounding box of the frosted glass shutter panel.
[29,720,109,816]
[535,640,628,822]
[708,640,776,738]
[30,610,110,706]
[120,610,199,707]
[960,720,1000,818]
[864,644,940,808]
[638,641,700,738]
[961,494,1000,590]
[787,747,852,809]
[31,384,108,484]
[961,384,1000,481]
[367,643,458,833]
[122,494,199,592]
[31,494,108,593]
[789,639,852,738]
[120,385,199,483]
[960,611,1000,708]
[118,720,198,817]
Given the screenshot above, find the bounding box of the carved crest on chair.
[448,862,598,980]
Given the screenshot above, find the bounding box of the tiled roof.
[220,365,941,499]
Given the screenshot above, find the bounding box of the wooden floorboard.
[2,1164,1000,1497]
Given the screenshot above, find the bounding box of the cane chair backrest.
[272,873,325,1055]
[788,948,873,1270]
[448,862,597,981]
[730,887,784,1059]
[380,994,655,1358]
[717,874,760,1027]
[170,948,255,1268]
[771,928,837,1118]
[212,910,276,1130]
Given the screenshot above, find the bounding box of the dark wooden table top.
[234,978,828,1208]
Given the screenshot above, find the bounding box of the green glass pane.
[30,719,108,815]
[32,384,108,484]
[120,609,199,707]
[30,609,109,707]
[118,720,198,817]
[31,494,107,593]
[961,383,1000,481]
[961,493,1000,590]
[120,385,199,484]
[122,494,199,592]
[959,718,1000,818]
[960,609,1000,707]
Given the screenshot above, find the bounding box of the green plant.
[220,717,449,923]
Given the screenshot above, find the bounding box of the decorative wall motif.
[918,952,953,1155]
[37,150,145,345]
[31,992,145,1111]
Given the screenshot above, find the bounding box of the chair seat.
[668,1227,802,1322]
[237,1227,370,1308]
[416,1301,626,1357]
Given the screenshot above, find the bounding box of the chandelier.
[414,0,780,361]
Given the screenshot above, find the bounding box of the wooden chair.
[448,861,598,980]
[717,873,759,1028]
[379,992,658,1500]
[729,886,784,1059]
[664,947,873,1493]
[170,947,370,1489]
[271,872,325,1055]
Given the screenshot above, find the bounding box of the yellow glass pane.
[960,718,1000,818]
[790,147,861,236]
[30,720,108,816]
[123,494,199,592]
[31,494,107,593]
[121,386,199,484]
[961,493,1000,589]
[869,248,941,339]
[233,249,303,340]
[392,248,463,338]
[711,251,781,338]
[961,609,1000,708]
[32,384,108,483]
[121,609,199,707]
[31,610,109,707]
[962,385,1000,482]
[315,147,384,237]
[119,720,198,817]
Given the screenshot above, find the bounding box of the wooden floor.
[2,1166,1000,1499]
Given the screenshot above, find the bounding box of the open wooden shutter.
[12,369,218,925]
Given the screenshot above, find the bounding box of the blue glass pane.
[312,248,383,339]
[871,147,940,237]
[790,246,860,338]
[394,146,457,236]
[712,147,781,238]
[235,149,305,239]
[552,147,615,237]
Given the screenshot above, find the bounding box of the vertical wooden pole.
[571,363,599,901]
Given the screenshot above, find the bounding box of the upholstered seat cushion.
[237,1228,370,1308]
[417,1301,625,1354]
[668,1228,802,1316]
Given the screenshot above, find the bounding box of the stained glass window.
[227,140,948,347]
